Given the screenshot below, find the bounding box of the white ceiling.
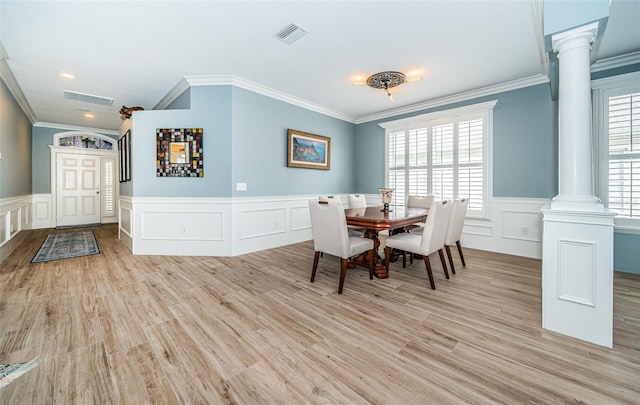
[1,0,638,131]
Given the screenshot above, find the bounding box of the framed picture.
[287,129,331,170]
[156,128,204,177]
[118,129,131,182]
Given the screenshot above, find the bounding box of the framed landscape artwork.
[287,129,331,170]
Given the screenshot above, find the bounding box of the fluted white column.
[551,22,602,210]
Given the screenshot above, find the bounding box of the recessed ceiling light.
[84,113,95,119]
[60,72,75,79]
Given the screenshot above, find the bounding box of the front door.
[56,153,101,227]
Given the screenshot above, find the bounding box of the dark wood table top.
[345,205,428,231]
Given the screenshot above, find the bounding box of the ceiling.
[1,0,638,131]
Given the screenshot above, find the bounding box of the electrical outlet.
[521,227,529,236]
[236,182,247,191]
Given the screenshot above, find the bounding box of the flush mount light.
[60,72,75,79]
[353,71,423,103]
[84,113,95,119]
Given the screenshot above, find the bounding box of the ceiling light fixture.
[354,71,423,103]
[84,113,95,119]
[60,72,75,79]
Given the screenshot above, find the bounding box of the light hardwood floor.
[0,224,639,404]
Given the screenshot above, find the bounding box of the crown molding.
[0,40,37,124]
[591,51,640,73]
[355,74,550,124]
[157,75,356,123]
[33,121,119,136]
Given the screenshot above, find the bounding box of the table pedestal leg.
[350,229,388,279]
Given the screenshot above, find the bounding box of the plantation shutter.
[388,130,406,206]
[458,118,484,212]
[432,123,455,201]
[408,127,429,199]
[607,92,640,218]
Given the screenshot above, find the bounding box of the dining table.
[345,205,428,279]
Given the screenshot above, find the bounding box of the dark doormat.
[55,223,102,230]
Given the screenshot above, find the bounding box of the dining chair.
[398,194,435,265]
[309,199,375,294]
[318,195,364,238]
[383,200,452,290]
[347,194,367,209]
[444,198,469,274]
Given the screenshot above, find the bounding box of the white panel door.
[56,153,101,227]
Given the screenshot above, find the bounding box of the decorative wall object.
[286,129,330,170]
[118,130,131,182]
[156,128,204,177]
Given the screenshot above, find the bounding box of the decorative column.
[542,22,616,348]
[551,22,602,210]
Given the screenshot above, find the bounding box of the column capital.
[551,21,599,53]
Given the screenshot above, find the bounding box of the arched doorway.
[50,131,118,227]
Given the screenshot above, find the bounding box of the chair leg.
[311,251,321,282]
[445,245,455,274]
[402,250,406,268]
[384,246,391,272]
[338,258,349,294]
[410,253,413,265]
[423,256,436,290]
[438,249,449,279]
[367,249,374,280]
[456,240,466,267]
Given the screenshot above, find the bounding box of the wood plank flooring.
[0,224,638,404]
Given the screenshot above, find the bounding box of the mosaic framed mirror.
[156,128,204,177]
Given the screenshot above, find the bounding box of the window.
[382,100,496,218]
[593,72,640,231]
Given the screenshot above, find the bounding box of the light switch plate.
[236,182,247,191]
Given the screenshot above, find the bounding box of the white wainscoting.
[0,195,33,262]
[117,195,549,258]
[462,197,550,259]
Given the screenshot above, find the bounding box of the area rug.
[30,231,100,263]
[0,358,38,389]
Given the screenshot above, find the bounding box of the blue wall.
[130,85,232,197]
[31,126,117,193]
[354,83,558,198]
[0,77,32,198]
[231,87,356,197]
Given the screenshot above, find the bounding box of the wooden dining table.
[345,205,428,279]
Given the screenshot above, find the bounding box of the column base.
[541,207,616,347]
[551,194,604,212]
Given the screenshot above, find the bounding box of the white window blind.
[382,100,496,218]
[607,92,640,218]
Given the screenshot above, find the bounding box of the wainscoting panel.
[291,205,312,231]
[557,238,596,306]
[461,198,549,259]
[141,211,224,241]
[32,194,53,229]
[0,195,33,262]
[118,197,133,251]
[238,208,286,240]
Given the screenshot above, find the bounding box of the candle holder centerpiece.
[379,187,394,212]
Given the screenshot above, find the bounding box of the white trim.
[357,75,547,124]
[591,71,640,89]
[378,100,499,129]
[34,122,119,136]
[158,75,356,123]
[0,44,36,123]
[591,51,640,73]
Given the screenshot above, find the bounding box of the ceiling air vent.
[274,23,307,45]
[64,90,114,106]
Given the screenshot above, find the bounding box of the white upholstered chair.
[444,198,469,274]
[347,194,367,209]
[309,199,375,294]
[384,200,451,290]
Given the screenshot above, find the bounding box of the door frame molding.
[49,131,118,228]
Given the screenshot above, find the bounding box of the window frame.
[592,71,640,234]
[381,100,497,219]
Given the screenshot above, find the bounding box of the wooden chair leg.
[410,253,413,265]
[402,250,406,268]
[445,245,456,274]
[311,251,320,282]
[367,249,374,280]
[423,256,436,290]
[384,246,391,271]
[438,249,449,279]
[338,258,348,294]
[456,240,466,267]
